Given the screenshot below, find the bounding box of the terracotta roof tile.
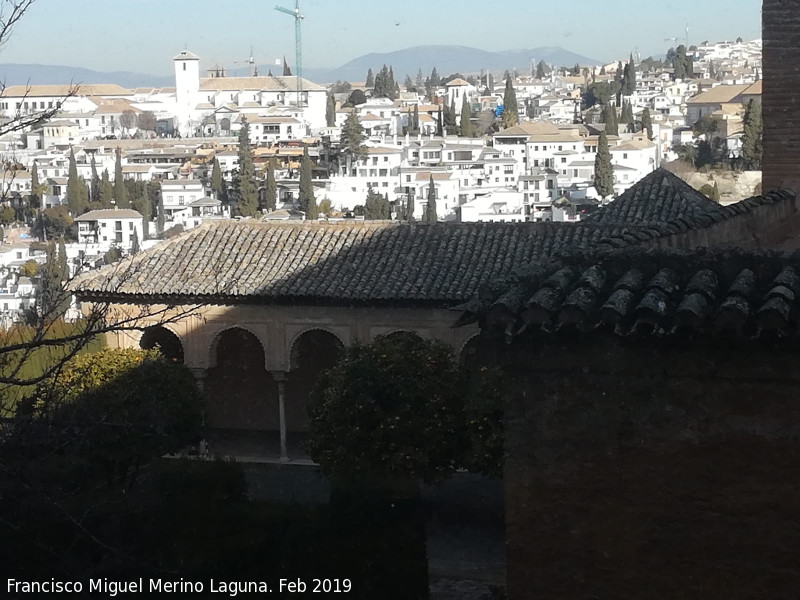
[72,221,643,306]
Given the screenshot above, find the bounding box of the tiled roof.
[584,169,729,226]
[71,221,647,306]
[75,209,142,221]
[454,249,800,338]
[2,84,132,97]
[687,84,750,104]
[199,76,325,92]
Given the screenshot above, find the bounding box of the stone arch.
[377,329,425,344]
[220,117,231,133]
[139,325,185,363]
[459,333,487,371]
[286,328,346,433]
[205,326,277,432]
[207,324,267,369]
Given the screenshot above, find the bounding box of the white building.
[75,208,144,252]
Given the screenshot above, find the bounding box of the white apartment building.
[75,209,144,252]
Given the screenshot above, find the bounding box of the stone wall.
[644,192,800,251]
[501,333,800,599]
[763,0,800,193]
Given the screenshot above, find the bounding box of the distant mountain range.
[0,45,602,90]
[300,45,604,83]
[0,63,174,88]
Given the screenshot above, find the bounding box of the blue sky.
[0,0,762,74]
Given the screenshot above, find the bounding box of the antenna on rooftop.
[234,46,257,77]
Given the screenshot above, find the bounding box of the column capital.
[270,370,288,382]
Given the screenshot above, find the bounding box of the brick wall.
[501,334,800,599]
[763,0,800,192]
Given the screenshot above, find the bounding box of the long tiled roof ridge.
[71,220,649,306]
[453,247,800,339]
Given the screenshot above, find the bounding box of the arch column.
[270,370,289,463]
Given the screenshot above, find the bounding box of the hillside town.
[0,38,765,325]
[10,0,800,595]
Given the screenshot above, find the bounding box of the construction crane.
[275,0,304,106]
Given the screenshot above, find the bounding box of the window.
[101,222,107,228]
[115,220,122,230]
[115,232,122,243]
[129,222,134,230]
[561,158,566,164]
[16,252,22,259]
[183,63,186,71]
[623,153,628,159]
[179,196,184,205]
[406,175,411,182]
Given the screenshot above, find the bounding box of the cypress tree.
[604,103,619,136]
[460,94,473,137]
[283,56,292,76]
[131,228,140,254]
[741,99,762,170]
[641,107,653,140]
[67,147,86,215]
[436,105,444,137]
[711,181,721,202]
[90,154,99,204]
[157,192,165,235]
[235,117,259,217]
[30,162,40,210]
[264,158,278,211]
[536,60,547,79]
[366,68,375,88]
[99,169,114,208]
[404,75,413,91]
[341,111,365,165]
[444,98,457,133]
[430,67,440,87]
[594,131,614,199]
[114,147,129,208]
[326,94,336,127]
[388,66,397,100]
[502,76,518,127]
[424,174,437,223]
[211,158,223,198]
[299,146,317,218]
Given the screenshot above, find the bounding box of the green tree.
[264,158,278,212]
[39,240,69,320]
[326,94,336,127]
[641,107,653,140]
[424,175,437,223]
[19,259,39,278]
[131,183,151,240]
[340,112,365,166]
[307,333,464,485]
[29,163,42,211]
[157,192,165,235]
[403,74,413,91]
[36,207,73,242]
[594,131,615,198]
[693,114,720,139]
[298,146,317,218]
[501,76,519,127]
[366,68,374,88]
[318,198,332,215]
[436,105,444,137]
[210,158,223,198]
[536,60,547,79]
[741,99,762,170]
[66,147,86,215]
[459,95,473,137]
[604,102,619,136]
[673,45,693,80]
[0,205,14,225]
[98,169,114,208]
[234,117,259,217]
[346,89,367,106]
[113,147,129,208]
[364,186,390,220]
[430,67,440,87]
[89,154,100,204]
[131,228,140,254]
[444,98,457,133]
